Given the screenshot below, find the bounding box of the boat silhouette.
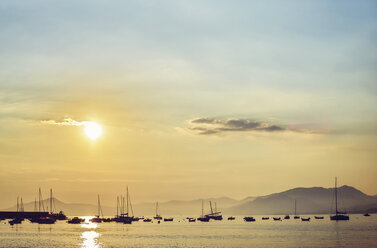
[244,216,255,222]
[330,177,349,221]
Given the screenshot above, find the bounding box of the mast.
[34,198,37,212]
[116,196,119,217]
[201,200,204,217]
[215,202,217,213]
[17,196,19,212]
[38,188,41,212]
[156,202,158,217]
[21,198,24,212]
[50,189,53,214]
[126,187,129,216]
[209,201,213,214]
[98,194,100,217]
[335,177,338,215]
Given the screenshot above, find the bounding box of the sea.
[0,214,376,248]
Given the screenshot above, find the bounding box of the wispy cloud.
[187,117,315,135]
[40,118,90,127]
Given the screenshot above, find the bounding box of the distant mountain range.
[3,185,377,216]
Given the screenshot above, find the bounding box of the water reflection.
[81,231,101,248]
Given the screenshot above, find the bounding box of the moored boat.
[68,217,85,224]
[228,216,235,220]
[330,177,349,221]
[314,216,324,219]
[244,217,255,222]
[164,217,173,222]
[273,217,281,221]
[301,217,310,221]
[262,217,269,220]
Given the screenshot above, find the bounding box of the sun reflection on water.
[81,231,101,248]
[80,217,101,248]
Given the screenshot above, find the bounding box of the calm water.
[0,215,376,248]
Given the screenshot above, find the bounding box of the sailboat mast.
[117,196,119,217]
[38,188,41,212]
[209,201,213,214]
[50,189,53,214]
[34,198,37,212]
[17,196,19,212]
[98,194,100,217]
[156,202,158,216]
[335,177,338,215]
[201,200,204,217]
[126,187,129,216]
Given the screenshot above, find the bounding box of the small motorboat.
[364,213,370,217]
[273,217,281,221]
[301,217,310,222]
[228,216,235,220]
[164,218,173,222]
[294,216,300,219]
[262,217,269,220]
[284,215,290,220]
[68,217,85,224]
[90,216,102,223]
[9,218,23,225]
[314,216,324,219]
[197,216,210,222]
[244,217,255,222]
[143,218,152,222]
[188,218,196,222]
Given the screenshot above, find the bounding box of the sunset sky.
[1,0,376,209]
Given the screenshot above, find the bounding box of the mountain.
[2,186,376,216]
[225,185,377,215]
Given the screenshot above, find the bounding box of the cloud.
[40,118,91,127]
[187,117,311,135]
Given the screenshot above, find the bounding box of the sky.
[0,0,376,209]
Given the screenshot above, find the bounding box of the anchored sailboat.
[294,199,300,219]
[197,200,209,222]
[330,177,349,221]
[154,202,162,220]
[90,194,103,223]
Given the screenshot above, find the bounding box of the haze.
[0,0,376,209]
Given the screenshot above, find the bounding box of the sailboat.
[90,195,103,223]
[205,201,223,220]
[197,200,210,222]
[29,188,56,224]
[293,200,300,219]
[49,189,67,220]
[330,177,349,221]
[114,187,133,224]
[154,202,163,220]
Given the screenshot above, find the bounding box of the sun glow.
[84,122,103,140]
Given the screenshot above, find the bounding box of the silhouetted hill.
[225,185,377,215]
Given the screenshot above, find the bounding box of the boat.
[364,213,370,217]
[113,187,134,224]
[204,201,222,220]
[90,195,103,223]
[228,216,235,220]
[143,218,152,222]
[244,217,255,222]
[330,177,350,221]
[284,215,290,220]
[273,217,281,221]
[301,217,310,222]
[293,199,300,219]
[68,217,85,224]
[197,200,210,222]
[314,216,324,219]
[188,218,196,222]
[9,218,23,225]
[164,217,174,222]
[48,189,67,220]
[154,202,163,220]
[262,217,269,220]
[36,217,56,224]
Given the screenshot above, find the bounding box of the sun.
[83,122,103,140]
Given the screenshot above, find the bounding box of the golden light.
[83,122,103,140]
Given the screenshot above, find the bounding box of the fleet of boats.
[3,178,373,226]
